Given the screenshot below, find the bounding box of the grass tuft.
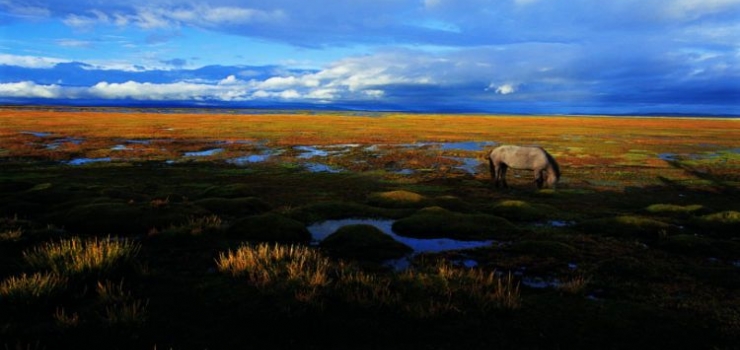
[22,236,140,278]
[0,272,67,304]
[216,243,331,302]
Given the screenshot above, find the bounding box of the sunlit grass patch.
[216,243,331,290]
[22,236,141,278]
[367,190,428,208]
[216,243,334,305]
[645,203,706,218]
[0,272,68,304]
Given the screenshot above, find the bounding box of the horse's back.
[490,145,547,169]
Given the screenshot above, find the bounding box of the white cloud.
[494,83,517,95]
[514,0,540,5]
[666,0,740,19]
[56,39,94,48]
[0,54,67,68]
[423,0,442,8]
[0,81,63,98]
[60,4,287,30]
[88,81,233,100]
[0,1,50,17]
[218,75,240,85]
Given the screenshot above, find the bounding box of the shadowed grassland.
[0,107,739,349]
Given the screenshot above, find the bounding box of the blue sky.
[1,0,739,114]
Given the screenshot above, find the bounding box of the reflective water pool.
[306,218,494,253]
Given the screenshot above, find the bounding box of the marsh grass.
[216,243,520,315]
[104,298,149,327]
[216,243,331,303]
[557,274,590,295]
[0,272,67,304]
[2,109,739,348]
[0,228,23,242]
[22,237,140,278]
[159,215,223,236]
[410,261,521,312]
[53,307,80,328]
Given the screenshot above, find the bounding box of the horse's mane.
[543,149,561,179]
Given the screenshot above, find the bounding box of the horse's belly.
[507,160,536,170]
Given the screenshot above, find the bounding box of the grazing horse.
[486,145,560,189]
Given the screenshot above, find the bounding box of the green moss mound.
[195,197,271,217]
[432,195,473,212]
[320,224,412,261]
[690,211,740,238]
[486,200,559,222]
[367,190,427,208]
[645,204,706,218]
[228,213,311,243]
[288,200,406,223]
[575,215,679,240]
[392,206,518,240]
[657,234,726,258]
[139,203,210,231]
[58,202,144,235]
[200,184,256,198]
[509,240,577,259]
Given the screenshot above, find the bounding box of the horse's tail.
[543,150,560,186]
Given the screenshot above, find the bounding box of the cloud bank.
[1,0,739,114]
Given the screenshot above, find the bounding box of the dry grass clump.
[399,261,521,315]
[0,272,68,304]
[22,236,141,278]
[216,243,331,302]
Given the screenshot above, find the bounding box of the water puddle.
[533,220,575,228]
[304,163,344,173]
[111,145,131,151]
[295,144,358,159]
[659,148,740,162]
[520,276,562,289]
[228,154,272,165]
[22,131,53,137]
[45,137,85,150]
[439,141,497,151]
[296,146,329,159]
[306,219,494,254]
[448,157,481,174]
[66,157,112,166]
[125,139,152,145]
[184,148,223,157]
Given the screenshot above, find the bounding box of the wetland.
[1,107,739,349]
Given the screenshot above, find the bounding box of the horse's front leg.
[534,170,544,189]
[499,165,509,188]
